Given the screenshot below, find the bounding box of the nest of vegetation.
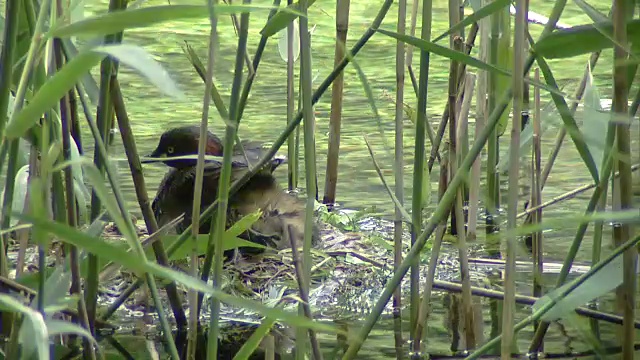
[99,218,397,326]
[93,217,402,357]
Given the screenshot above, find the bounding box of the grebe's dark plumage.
[146,126,319,255]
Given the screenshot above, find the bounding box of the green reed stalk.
[286,0,297,190]
[501,0,525,354]
[447,0,460,231]
[393,0,407,357]
[189,2,282,316]
[189,9,216,360]
[485,6,501,257]
[107,0,396,314]
[323,0,350,207]
[188,18,217,360]
[85,0,126,334]
[208,1,248,358]
[0,142,7,187]
[409,0,432,347]
[299,1,322,358]
[110,79,187,329]
[406,0,420,93]
[531,68,543,336]
[466,232,640,360]
[612,0,635,356]
[0,0,20,143]
[468,10,488,244]
[35,66,53,356]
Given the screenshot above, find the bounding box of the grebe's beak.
[141,147,166,164]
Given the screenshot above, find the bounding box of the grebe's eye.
[167,146,175,154]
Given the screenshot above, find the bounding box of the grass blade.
[4,52,104,139]
[93,43,185,99]
[260,0,315,37]
[49,4,302,38]
[533,19,640,58]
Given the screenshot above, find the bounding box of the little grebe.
[144,126,319,254]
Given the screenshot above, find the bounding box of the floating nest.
[98,217,491,325]
[99,219,395,318]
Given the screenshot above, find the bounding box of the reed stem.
[409,0,432,346]
[208,1,248,357]
[323,0,350,207]
[393,0,407,356]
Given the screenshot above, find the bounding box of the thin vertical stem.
[208,0,246,358]
[531,68,543,341]
[468,12,489,244]
[286,0,297,191]
[454,73,476,350]
[0,0,20,141]
[410,0,432,346]
[405,0,420,91]
[187,13,217,360]
[486,9,500,222]
[448,36,474,349]
[197,0,280,316]
[612,0,634,357]
[501,0,525,354]
[393,0,407,357]
[299,0,319,356]
[447,0,460,237]
[323,0,350,207]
